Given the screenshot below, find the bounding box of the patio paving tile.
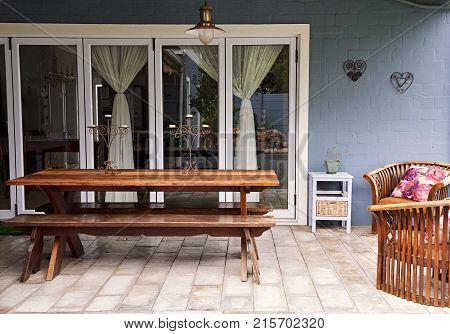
[34,275,80,296]
[287,296,324,313]
[99,275,136,295]
[160,274,195,295]
[0,283,41,309]
[254,284,288,311]
[1,226,449,313]
[187,285,222,311]
[86,296,122,312]
[137,267,170,285]
[54,290,96,308]
[14,295,60,313]
[221,295,254,312]
[283,275,317,296]
[194,266,224,285]
[199,254,226,267]
[153,294,189,312]
[121,284,160,307]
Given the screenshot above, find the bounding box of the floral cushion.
[391,165,449,202]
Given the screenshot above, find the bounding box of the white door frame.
[83,38,156,202]
[225,37,297,220]
[154,38,226,203]
[11,37,86,214]
[0,38,16,219]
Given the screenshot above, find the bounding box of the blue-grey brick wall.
[0,0,449,225]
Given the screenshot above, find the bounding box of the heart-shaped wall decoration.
[343,60,367,82]
[390,72,414,94]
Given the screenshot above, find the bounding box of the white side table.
[308,172,353,234]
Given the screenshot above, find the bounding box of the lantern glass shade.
[186,1,225,45]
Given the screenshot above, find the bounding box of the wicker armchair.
[364,161,450,233]
[369,199,450,307]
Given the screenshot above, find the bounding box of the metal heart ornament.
[390,72,413,94]
[343,60,367,82]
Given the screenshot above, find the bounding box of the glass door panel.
[92,45,150,203]
[84,40,152,204]
[226,38,296,219]
[12,39,85,212]
[156,40,225,206]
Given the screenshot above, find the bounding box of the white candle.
[121,124,128,128]
[186,114,193,118]
[88,125,96,128]
[202,124,209,128]
[169,124,176,128]
[105,115,111,118]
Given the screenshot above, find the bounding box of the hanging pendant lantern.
[186,1,225,45]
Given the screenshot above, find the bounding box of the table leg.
[47,236,67,281]
[67,234,85,258]
[20,227,43,282]
[241,236,248,282]
[240,187,247,216]
[244,228,260,285]
[251,236,260,260]
[42,186,85,280]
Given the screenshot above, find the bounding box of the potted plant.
[325,146,340,174]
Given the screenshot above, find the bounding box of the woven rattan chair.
[364,161,450,233]
[369,199,450,307]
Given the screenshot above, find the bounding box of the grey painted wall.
[1,0,449,225]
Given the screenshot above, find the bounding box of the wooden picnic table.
[6,169,279,283]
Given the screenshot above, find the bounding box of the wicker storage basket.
[316,200,348,217]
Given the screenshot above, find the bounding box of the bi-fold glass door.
[11,38,86,214]
[155,37,296,220]
[7,36,297,220]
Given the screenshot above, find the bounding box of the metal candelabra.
[87,115,129,175]
[169,114,210,175]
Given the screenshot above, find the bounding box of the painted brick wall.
[0,0,449,225]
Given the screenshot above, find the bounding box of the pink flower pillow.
[391,165,449,202]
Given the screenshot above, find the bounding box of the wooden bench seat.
[35,202,273,215]
[6,213,275,284]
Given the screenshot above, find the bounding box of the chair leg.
[20,227,44,282]
[47,236,67,281]
[240,236,248,282]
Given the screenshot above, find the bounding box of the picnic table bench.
[6,169,279,284]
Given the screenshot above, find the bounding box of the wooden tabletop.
[7,169,280,188]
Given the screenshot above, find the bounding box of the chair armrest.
[428,177,450,201]
[363,164,402,204]
[363,173,381,205]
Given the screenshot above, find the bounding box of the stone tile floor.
[0,225,449,314]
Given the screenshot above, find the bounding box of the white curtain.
[92,45,147,202]
[232,45,283,170]
[183,45,282,170]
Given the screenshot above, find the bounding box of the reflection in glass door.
[12,38,86,213]
[155,40,225,205]
[0,39,16,218]
[226,38,296,219]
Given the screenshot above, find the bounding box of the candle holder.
[169,114,210,175]
[87,115,129,175]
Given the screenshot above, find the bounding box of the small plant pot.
[325,160,340,174]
